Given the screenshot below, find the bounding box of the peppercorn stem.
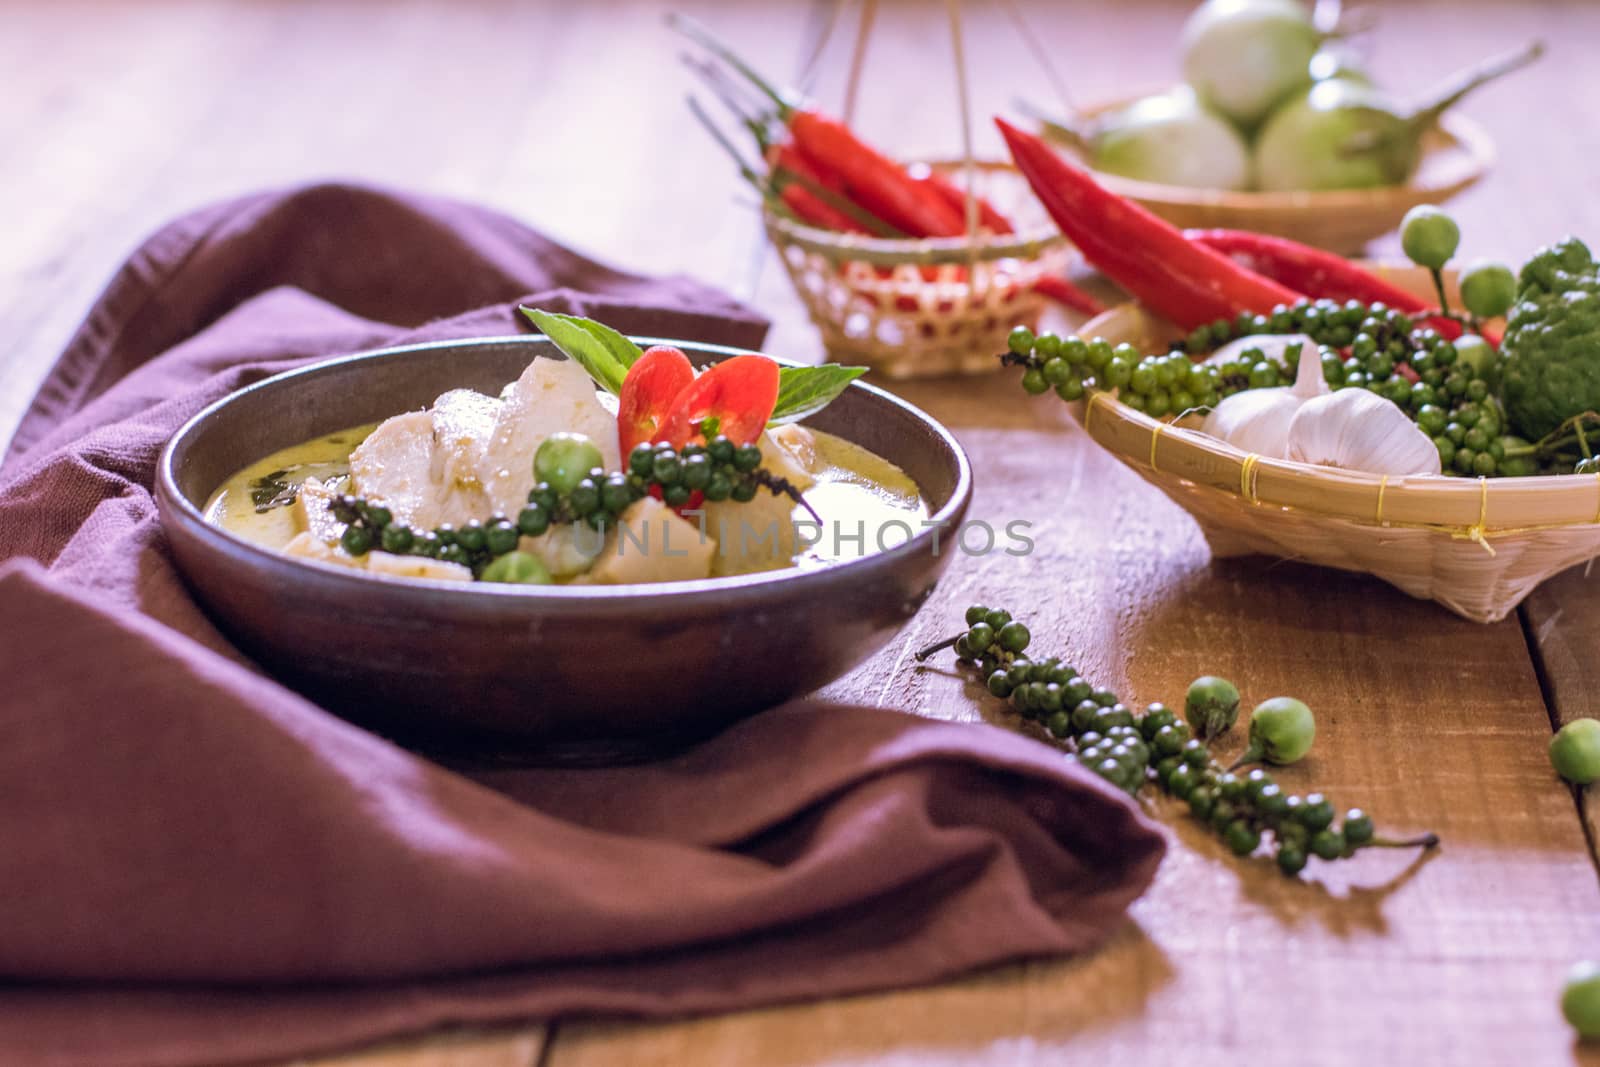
[1363,832,1441,849]
[1429,267,1452,317]
[1526,414,1600,461]
[914,634,962,661]
[1226,743,1263,772]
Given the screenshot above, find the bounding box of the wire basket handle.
[945,0,982,263]
[834,0,982,264]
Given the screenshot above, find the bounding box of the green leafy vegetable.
[520,307,637,395]
[248,469,299,513]
[769,365,868,425]
[566,315,644,373]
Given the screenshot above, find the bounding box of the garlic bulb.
[1200,340,1326,458]
[1286,389,1443,476]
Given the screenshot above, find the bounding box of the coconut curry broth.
[204,424,928,581]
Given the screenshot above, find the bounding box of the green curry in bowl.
[204,379,927,587]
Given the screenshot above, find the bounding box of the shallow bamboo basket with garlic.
[1075,266,1600,624]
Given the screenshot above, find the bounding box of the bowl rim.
[156,333,974,609]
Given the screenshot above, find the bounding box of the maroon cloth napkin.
[0,184,1165,1067]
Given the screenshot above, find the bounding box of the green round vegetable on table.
[480,551,552,585]
[1459,259,1518,320]
[1401,206,1461,271]
[1185,675,1240,739]
[965,622,995,652]
[1224,819,1261,856]
[1501,237,1600,440]
[1088,87,1252,191]
[998,621,1031,653]
[1309,827,1346,860]
[1232,697,1316,769]
[1562,961,1600,1039]
[534,432,604,494]
[1342,809,1374,845]
[1181,0,1318,128]
[1550,718,1600,786]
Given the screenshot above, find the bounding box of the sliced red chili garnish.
[618,345,695,457]
[657,355,781,448]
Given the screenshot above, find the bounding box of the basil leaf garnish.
[520,307,631,395]
[769,365,868,425]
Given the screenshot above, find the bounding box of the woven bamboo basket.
[1075,266,1599,624]
[1043,97,1494,255]
[765,160,1072,379]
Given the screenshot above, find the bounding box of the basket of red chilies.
[675,15,1098,378]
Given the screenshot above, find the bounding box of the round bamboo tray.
[765,160,1071,379]
[1045,96,1494,255]
[1075,266,1599,624]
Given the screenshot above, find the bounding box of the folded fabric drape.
[0,184,1164,1067]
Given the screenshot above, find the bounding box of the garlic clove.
[1201,389,1300,458]
[1200,341,1326,459]
[1286,388,1443,476]
[1288,339,1330,400]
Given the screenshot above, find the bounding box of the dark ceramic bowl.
[157,336,972,762]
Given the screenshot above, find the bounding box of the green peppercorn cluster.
[919,605,1438,877]
[330,434,801,579]
[1001,297,1598,477]
[1003,326,1223,419]
[330,496,524,571]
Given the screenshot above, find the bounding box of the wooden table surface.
[8,1,1600,1064]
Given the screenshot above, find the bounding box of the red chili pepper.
[1032,274,1105,316]
[618,346,696,457]
[790,114,966,238]
[672,15,966,239]
[995,118,1303,330]
[656,355,781,448]
[911,164,1015,235]
[1185,229,1499,344]
[770,144,870,234]
[773,141,843,192]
